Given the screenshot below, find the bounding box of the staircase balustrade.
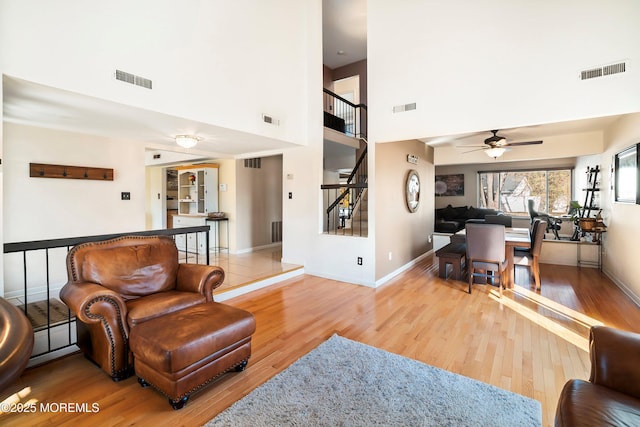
[323,88,367,139]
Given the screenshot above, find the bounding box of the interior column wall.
[601,113,640,304]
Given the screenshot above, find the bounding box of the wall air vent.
[392,102,417,113]
[580,61,627,80]
[244,158,262,169]
[115,69,153,89]
[262,114,279,126]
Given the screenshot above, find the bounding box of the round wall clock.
[405,170,420,213]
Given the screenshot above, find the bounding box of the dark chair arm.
[176,264,225,301]
[60,281,128,329]
[589,325,640,399]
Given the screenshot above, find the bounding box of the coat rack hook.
[84,168,89,178]
[63,167,68,177]
[39,167,44,176]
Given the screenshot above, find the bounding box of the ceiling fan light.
[485,147,506,158]
[175,135,199,148]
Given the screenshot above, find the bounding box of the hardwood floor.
[2,253,639,427]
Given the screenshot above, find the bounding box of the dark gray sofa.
[434,205,500,233]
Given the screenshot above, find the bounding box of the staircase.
[321,139,368,237]
[345,188,368,236]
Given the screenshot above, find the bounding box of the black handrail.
[323,88,367,139]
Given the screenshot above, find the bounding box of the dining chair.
[465,223,507,296]
[514,219,547,291]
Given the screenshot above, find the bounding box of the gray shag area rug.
[206,335,541,426]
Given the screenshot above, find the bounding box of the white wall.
[281,0,378,286]
[3,123,146,298]
[0,0,311,146]
[368,1,640,142]
[145,166,164,229]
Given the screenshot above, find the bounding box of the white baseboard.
[602,267,640,308]
[375,250,434,287]
[215,267,303,302]
[232,242,282,255]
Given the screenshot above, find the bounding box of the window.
[614,143,640,204]
[478,169,573,216]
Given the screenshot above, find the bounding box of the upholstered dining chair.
[465,223,507,296]
[514,219,547,291]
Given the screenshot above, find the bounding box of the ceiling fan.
[463,130,543,158]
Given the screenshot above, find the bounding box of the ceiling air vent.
[115,69,153,89]
[580,61,627,81]
[392,102,417,113]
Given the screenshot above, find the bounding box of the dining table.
[450,227,531,289]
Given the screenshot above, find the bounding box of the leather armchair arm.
[176,264,225,301]
[589,325,640,399]
[60,281,128,333]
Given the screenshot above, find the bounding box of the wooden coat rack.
[29,163,114,181]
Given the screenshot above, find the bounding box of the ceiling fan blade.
[462,147,487,154]
[504,140,543,147]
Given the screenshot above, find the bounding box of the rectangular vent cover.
[262,114,279,125]
[271,221,282,243]
[392,102,417,113]
[115,69,152,89]
[580,61,627,80]
[244,158,262,169]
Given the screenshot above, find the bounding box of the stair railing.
[323,88,367,139]
[321,140,368,236]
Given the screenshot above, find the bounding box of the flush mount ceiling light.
[175,135,199,148]
[485,147,506,159]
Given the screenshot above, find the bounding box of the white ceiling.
[2,3,625,163]
[323,0,367,69]
[419,115,624,151]
[2,76,299,162]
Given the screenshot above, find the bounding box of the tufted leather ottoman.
[129,302,256,409]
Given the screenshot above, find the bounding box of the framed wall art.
[435,174,464,197]
[614,142,640,204]
[405,170,420,213]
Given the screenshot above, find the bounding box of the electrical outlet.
[357,257,363,265]
[428,234,432,243]
[388,251,392,261]
[121,192,131,200]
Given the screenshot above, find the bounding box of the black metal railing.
[321,143,368,236]
[323,88,367,139]
[321,183,368,236]
[3,226,211,360]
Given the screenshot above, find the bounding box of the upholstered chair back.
[530,220,547,256]
[67,235,179,300]
[466,223,506,263]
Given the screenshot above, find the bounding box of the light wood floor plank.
[2,255,640,427]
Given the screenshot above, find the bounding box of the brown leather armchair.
[555,325,640,426]
[60,235,225,381]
